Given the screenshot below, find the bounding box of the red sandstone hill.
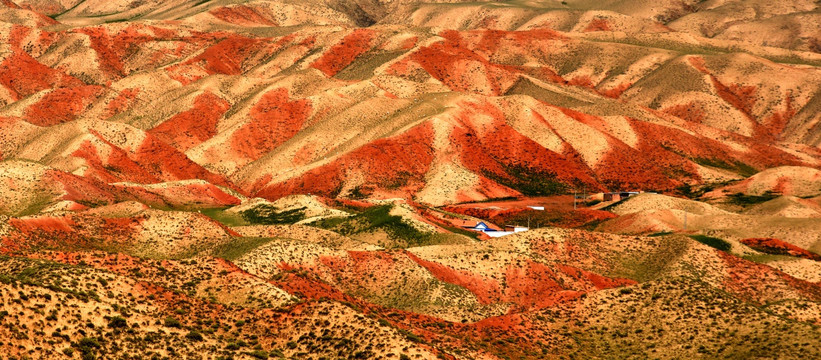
[2,2,821,358]
[0,0,820,208]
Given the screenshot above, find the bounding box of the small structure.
[452,219,502,232]
[604,191,640,202]
[450,219,527,238]
[504,225,529,233]
[527,206,545,211]
[486,226,529,238]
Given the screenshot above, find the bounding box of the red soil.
[45,169,121,205]
[407,32,509,95]
[135,133,236,188]
[567,75,595,88]
[104,88,140,118]
[756,92,796,141]
[450,100,601,193]
[688,56,709,73]
[504,260,579,309]
[687,57,760,121]
[711,78,758,119]
[186,35,264,75]
[718,251,821,304]
[255,122,435,200]
[209,6,277,26]
[9,216,77,234]
[399,36,418,50]
[69,127,237,190]
[112,182,242,208]
[583,18,611,32]
[405,251,503,305]
[311,29,376,77]
[587,111,761,190]
[504,260,635,310]
[76,25,178,77]
[663,102,706,123]
[24,85,103,126]
[149,91,231,152]
[393,29,567,96]
[772,176,791,194]
[271,273,350,302]
[449,206,617,229]
[3,215,140,253]
[556,264,636,289]
[740,238,821,261]
[71,134,160,184]
[229,88,311,161]
[0,45,83,100]
[600,82,632,98]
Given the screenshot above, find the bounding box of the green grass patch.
[335,50,406,81]
[200,207,250,227]
[240,205,307,225]
[689,235,731,252]
[312,205,434,248]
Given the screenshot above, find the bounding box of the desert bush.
[185,331,203,341]
[108,316,127,328]
[246,350,269,359]
[163,317,182,328]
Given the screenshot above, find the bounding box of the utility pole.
[573,189,577,210]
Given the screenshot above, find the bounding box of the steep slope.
[1,1,820,207]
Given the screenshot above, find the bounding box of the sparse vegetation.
[2,1,821,359]
[240,205,307,225]
[313,205,433,247]
[727,191,780,206]
[483,164,567,196]
[689,235,732,252]
[205,237,277,261]
[164,317,182,328]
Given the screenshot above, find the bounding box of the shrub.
[185,331,204,341]
[163,317,182,328]
[108,316,127,328]
[246,350,269,359]
[77,337,100,349]
[75,337,100,360]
